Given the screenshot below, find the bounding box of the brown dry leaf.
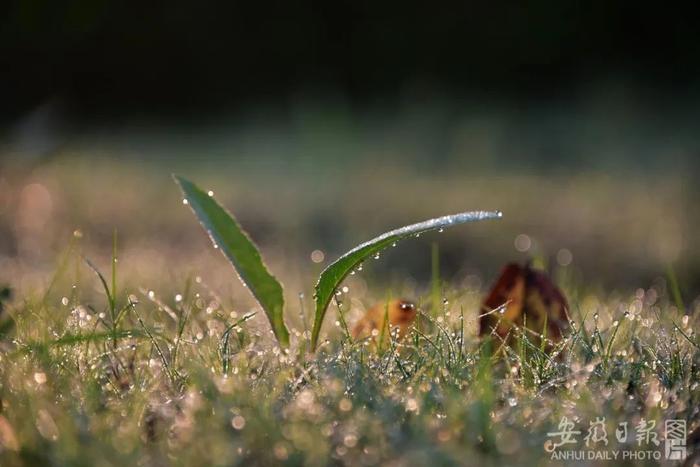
[479,262,570,348]
[352,299,417,345]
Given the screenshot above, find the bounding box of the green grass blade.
[310,210,502,350]
[174,175,289,347]
[19,329,147,353]
[666,263,685,313]
[431,242,441,317]
[84,257,115,315]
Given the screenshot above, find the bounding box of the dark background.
[3,1,700,120]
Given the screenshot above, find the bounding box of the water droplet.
[231,415,246,430]
[175,294,183,303]
[514,234,531,252]
[556,248,573,266]
[310,249,325,263]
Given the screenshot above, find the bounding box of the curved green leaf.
[174,175,289,347]
[310,210,502,350]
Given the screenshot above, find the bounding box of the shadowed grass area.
[0,250,698,466]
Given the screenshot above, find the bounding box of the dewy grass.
[175,175,501,350]
[0,246,698,465]
[1,174,698,465]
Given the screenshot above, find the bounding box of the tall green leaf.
[174,176,289,347]
[310,210,502,350]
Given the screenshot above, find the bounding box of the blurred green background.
[1,1,699,302]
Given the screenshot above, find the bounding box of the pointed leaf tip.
[175,176,289,347]
[310,210,501,350]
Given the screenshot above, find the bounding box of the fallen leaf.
[479,262,570,348]
[352,299,417,345]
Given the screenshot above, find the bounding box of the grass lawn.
[0,159,698,466]
[0,247,698,466]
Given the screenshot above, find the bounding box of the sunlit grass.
[0,156,698,464]
[0,249,697,466]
